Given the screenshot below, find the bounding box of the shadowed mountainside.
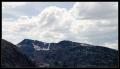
[1,39,36,68]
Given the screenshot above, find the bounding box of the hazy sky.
[2,2,118,50]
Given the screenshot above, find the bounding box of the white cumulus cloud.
[2,2,118,50]
[70,2,118,19]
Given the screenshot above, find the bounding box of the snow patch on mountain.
[33,43,50,51]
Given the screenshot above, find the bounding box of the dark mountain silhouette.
[1,39,36,68]
[17,39,119,68]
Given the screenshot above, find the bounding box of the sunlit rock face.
[17,39,118,68]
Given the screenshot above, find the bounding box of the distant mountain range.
[1,39,36,68]
[17,39,118,68]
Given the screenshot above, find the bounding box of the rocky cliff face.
[17,39,118,68]
[1,39,36,68]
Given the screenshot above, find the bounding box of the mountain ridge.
[18,39,117,51]
[17,39,118,68]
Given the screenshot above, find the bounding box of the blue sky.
[2,2,118,50]
[2,2,74,20]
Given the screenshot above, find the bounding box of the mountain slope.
[1,39,36,68]
[17,39,119,68]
